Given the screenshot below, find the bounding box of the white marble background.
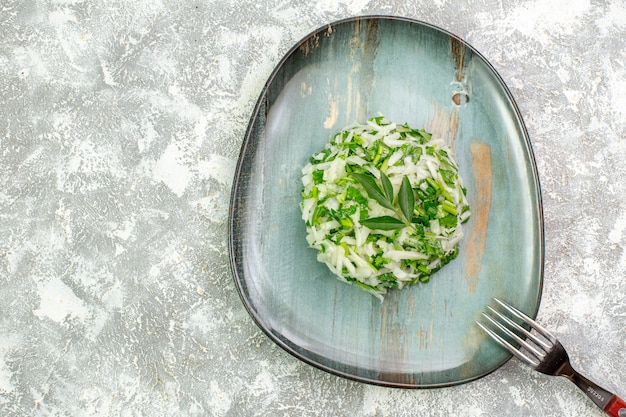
[1,0,625,416]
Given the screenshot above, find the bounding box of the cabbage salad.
[301,116,471,300]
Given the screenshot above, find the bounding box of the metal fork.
[477,298,626,416]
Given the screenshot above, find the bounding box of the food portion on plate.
[301,116,471,299]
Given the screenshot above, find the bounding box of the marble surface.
[0,0,624,416]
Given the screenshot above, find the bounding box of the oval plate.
[229,16,544,387]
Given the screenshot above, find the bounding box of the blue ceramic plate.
[229,16,543,387]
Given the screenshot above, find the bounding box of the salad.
[301,116,471,300]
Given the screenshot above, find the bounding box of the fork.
[477,298,626,416]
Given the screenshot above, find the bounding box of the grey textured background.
[1,0,625,416]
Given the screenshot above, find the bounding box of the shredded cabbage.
[301,116,471,300]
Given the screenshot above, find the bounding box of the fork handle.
[567,367,626,416]
[604,395,626,417]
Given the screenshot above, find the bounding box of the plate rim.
[228,14,545,388]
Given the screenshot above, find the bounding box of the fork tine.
[494,298,558,344]
[486,306,552,352]
[481,310,546,360]
[476,321,540,367]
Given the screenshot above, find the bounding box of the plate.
[229,16,544,387]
